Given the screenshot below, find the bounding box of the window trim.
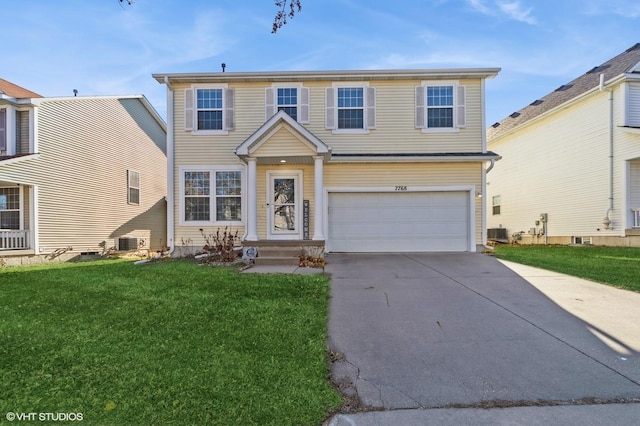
[327,82,375,134]
[416,80,465,133]
[185,84,233,135]
[0,186,23,230]
[127,170,140,205]
[265,84,310,123]
[179,165,245,226]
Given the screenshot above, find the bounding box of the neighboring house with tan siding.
[486,43,640,246]
[154,68,500,257]
[0,78,167,265]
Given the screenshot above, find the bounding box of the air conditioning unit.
[487,228,508,240]
[118,237,138,251]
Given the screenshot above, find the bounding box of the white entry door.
[267,171,302,239]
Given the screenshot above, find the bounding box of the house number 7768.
[395,186,408,191]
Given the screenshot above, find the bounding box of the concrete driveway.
[325,253,640,411]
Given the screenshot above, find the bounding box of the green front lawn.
[0,259,341,425]
[494,245,640,293]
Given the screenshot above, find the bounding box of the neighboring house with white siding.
[486,43,640,246]
[0,78,167,265]
[153,68,500,257]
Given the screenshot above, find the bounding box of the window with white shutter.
[185,86,234,134]
[326,84,375,133]
[265,85,310,123]
[416,81,466,132]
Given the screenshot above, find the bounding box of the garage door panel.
[328,191,470,252]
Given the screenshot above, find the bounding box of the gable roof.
[0,78,43,99]
[235,110,331,159]
[488,43,640,141]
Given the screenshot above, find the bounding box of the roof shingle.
[488,43,640,141]
[0,78,43,99]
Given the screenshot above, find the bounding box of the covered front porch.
[235,111,331,243]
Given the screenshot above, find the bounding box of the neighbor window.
[415,82,466,131]
[197,88,223,130]
[127,170,140,205]
[0,187,20,229]
[492,195,501,215]
[182,169,242,224]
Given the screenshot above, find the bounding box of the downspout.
[164,76,176,254]
[599,73,614,230]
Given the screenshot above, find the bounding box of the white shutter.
[184,89,194,131]
[366,86,376,129]
[265,87,276,119]
[224,88,235,131]
[325,87,336,129]
[299,87,310,123]
[456,85,466,128]
[415,86,425,129]
[0,109,6,151]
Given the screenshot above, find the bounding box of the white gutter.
[164,76,176,254]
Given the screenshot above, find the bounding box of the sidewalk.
[498,259,640,353]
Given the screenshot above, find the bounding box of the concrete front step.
[254,246,301,266]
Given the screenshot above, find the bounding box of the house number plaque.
[395,186,408,191]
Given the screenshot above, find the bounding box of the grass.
[493,245,640,293]
[0,259,341,425]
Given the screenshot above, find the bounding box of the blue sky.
[3,0,640,126]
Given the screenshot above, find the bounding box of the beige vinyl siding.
[252,127,316,157]
[324,162,483,243]
[487,84,640,237]
[0,97,167,252]
[172,78,486,167]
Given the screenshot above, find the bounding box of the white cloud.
[497,1,536,24]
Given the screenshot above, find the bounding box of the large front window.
[183,170,242,223]
[337,87,364,129]
[0,187,20,229]
[427,86,454,128]
[197,89,223,130]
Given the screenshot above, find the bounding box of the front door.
[267,171,302,239]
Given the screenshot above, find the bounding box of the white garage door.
[328,191,470,252]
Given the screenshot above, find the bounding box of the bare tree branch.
[272,0,302,33]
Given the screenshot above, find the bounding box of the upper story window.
[197,89,223,130]
[325,84,376,133]
[184,86,235,134]
[265,85,310,123]
[181,167,243,225]
[415,82,466,132]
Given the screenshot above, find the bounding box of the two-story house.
[0,78,167,265]
[487,43,640,247]
[153,68,500,256]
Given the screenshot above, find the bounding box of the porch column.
[245,157,258,241]
[312,156,325,240]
